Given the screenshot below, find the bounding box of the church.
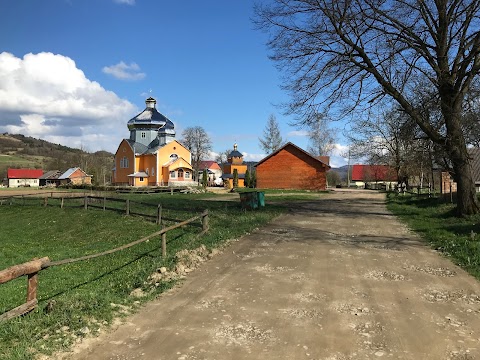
[112,97,195,187]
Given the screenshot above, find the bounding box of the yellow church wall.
[223,164,247,175]
[156,141,191,166]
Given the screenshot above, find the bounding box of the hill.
[0,133,114,184]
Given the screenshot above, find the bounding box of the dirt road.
[65,190,480,359]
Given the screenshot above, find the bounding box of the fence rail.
[0,195,182,224]
[0,198,209,322]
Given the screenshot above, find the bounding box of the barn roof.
[199,160,221,170]
[58,167,91,180]
[351,164,397,181]
[7,168,43,179]
[254,142,331,169]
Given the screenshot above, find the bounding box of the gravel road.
[62,189,480,360]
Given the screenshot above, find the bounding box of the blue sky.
[0,0,349,167]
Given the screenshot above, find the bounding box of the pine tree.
[250,171,256,188]
[202,169,208,188]
[259,114,283,154]
[233,169,239,188]
[244,168,251,188]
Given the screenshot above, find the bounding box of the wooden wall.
[256,146,328,190]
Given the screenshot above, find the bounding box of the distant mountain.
[330,165,351,182]
[0,133,114,184]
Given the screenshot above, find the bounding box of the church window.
[120,156,129,168]
[170,154,178,160]
[170,171,176,178]
[152,167,155,176]
[185,171,190,179]
[145,168,149,176]
[139,177,144,181]
[141,132,146,138]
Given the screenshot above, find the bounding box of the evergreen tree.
[244,169,251,188]
[250,171,256,188]
[202,169,208,188]
[259,114,283,154]
[233,169,239,188]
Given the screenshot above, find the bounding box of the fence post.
[126,199,130,215]
[103,196,106,211]
[61,197,64,209]
[202,210,209,231]
[44,197,48,207]
[162,232,167,257]
[84,196,88,210]
[22,195,25,206]
[156,204,162,225]
[27,272,38,303]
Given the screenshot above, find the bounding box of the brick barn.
[255,142,330,190]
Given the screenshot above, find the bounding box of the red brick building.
[255,142,330,190]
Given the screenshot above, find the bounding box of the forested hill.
[0,133,114,184]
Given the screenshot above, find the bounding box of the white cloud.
[287,130,309,137]
[102,61,145,81]
[242,152,266,162]
[113,0,135,5]
[0,52,137,152]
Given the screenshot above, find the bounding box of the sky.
[0,0,349,167]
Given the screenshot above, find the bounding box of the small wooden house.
[38,170,62,187]
[7,168,43,188]
[58,168,92,186]
[255,142,330,190]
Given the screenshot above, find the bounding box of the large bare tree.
[259,114,284,153]
[255,0,480,215]
[181,126,212,182]
[307,112,336,156]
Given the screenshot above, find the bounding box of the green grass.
[386,193,480,279]
[0,154,45,166]
[0,192,287,360]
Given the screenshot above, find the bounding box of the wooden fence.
[0,194,184,224]
[0,206,209,322]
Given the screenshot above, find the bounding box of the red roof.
[199,161,221,170]
[351,165,397,182]
[7,168,43,179]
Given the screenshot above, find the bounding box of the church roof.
[127,98,174,131]
[228,143,243,158]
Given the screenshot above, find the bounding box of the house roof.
[351,164,397,182]
[469,148,480,182]
[128,172,148,177]
[58,167,91,180]
[222,173,246,179]
[39,170,61,180]
[254,142,331,169]
[199,160,221,170]
[7,168,43,179]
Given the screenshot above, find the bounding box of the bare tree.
[307,113,336,156]
[255,0,480,215]
[259,114,284,154]
[215,149,231,165]
[181,126,212,182]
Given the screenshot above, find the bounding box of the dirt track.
[63,189,480,359]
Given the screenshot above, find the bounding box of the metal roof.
[7,168,43,179]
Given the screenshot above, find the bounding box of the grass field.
[0,191,288,360]
[386,193,480,280]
